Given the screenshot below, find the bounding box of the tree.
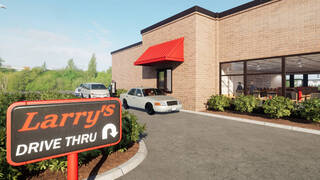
[0,57,4,67]
[87,54,97,78]
[66,59,77,70]
[0,72,8,91]
[41,61,47,71]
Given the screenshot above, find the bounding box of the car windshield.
[143,88,165,96]
[91,84,107,90]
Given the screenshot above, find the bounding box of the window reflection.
[221,62,243,75]
[247,58,281,74]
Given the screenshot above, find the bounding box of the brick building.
[111,0,320,111]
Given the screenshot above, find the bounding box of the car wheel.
[123,99,129,109]
[81,93,84,98]
[145,103,155,115]
[88,95,91,98]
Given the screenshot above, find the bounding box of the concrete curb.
[181,109,320,136]
[88,140,147,180]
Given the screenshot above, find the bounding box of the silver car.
[78,83,110,98]
[120,87,182,115]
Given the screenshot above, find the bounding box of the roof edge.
[141,0,273,34]
[110,41,142,55]
[140,6,218,34]
[219,0,273,18]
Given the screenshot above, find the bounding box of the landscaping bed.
[29,143,139,180]
[204,110,320,130]
[206,95,320,130]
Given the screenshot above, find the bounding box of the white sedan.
[120,88,182,115]
[77,83,110,98]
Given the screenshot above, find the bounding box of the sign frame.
[6,97,122,166]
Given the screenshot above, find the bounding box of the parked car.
[74,84,83,97]
[76,83,110,98]
[120,87,182,115]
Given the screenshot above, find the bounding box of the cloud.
[0,27,112,71]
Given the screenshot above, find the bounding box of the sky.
[0,0,251,71]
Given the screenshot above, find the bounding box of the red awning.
[134,37,184,66]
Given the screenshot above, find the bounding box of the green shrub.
[298,98,320,122]
[0,91,145,179]
[263,96,294,118]
[207,95,231,112]
[233,95,259,113]
[116,89,128,97]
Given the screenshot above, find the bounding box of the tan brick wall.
[194,14,218,111]
[219,0,320,62]
[142,14,197,110]
[112,44,156,90]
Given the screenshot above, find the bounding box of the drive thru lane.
[119,109,320,180]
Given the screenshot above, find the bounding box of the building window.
[157,69,172,93]
[220,52,320,100]
[247,74,282,98]
[247,58,281,74]
[221,75,244,97]
[221,62,243,75]
[220,58,282,98]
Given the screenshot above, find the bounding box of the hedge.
[0,91,145,179]
[206,95,231,112]
[262,96,294,118]
[298,98,320,122]
[233,95,259,113]
[206,94,320,122]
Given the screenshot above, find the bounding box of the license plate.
[172,107,177,111]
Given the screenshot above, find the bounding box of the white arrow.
[102,123,118,140]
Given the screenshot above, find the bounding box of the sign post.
[6,98,121,180]
[68,153,78,180]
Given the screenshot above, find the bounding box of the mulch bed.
[204,110,320,130]
[28,143,139,180]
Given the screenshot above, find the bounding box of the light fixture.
[297,58,303,68]
[256,63,261,70]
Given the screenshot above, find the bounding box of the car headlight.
[154,102,167,106]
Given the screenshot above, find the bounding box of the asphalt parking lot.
[119,109,320,180]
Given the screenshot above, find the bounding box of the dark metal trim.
[286,71,320,74]
[219,0,272,18]
[219,63,222,95]
[141,1,273,34]
[281,57,286,96]
[221,74,245,76]
[244,61,248,95]
[141,6,218,34]
[111,41,142,55]
[222,72,282,76]
[220,51,320,64]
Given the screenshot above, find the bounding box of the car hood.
[146,95,177,101]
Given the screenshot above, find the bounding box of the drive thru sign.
[6,98,121,179]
